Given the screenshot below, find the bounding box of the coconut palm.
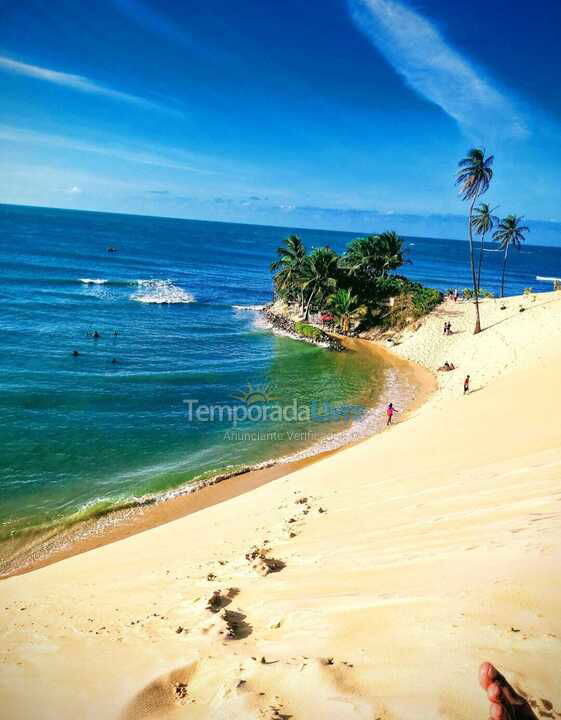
[341,231,404,280]
[377,231,406,278]
[493,215,529,298]
[301,247,338,319]
[340,234,384,279]
[270,235,307,310]
[328,288,366,334]
[471,203,499,291]
[456,148,494,333]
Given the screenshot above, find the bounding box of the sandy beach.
[2,291,561,719]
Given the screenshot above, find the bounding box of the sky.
[1,0,561,244]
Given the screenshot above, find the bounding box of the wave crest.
[130,280,196,304]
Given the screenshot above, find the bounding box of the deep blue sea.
[1,203,560,562]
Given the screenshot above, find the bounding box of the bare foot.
[479,662,537,719]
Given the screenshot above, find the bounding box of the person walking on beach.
[386,402,398,425]
[464,375,470,395]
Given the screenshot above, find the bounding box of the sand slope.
[1,293,561,719]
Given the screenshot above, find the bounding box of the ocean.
[1,203,560,566]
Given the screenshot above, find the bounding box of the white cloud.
[0,56,181,115]
[0,125,214,175]
[348,0,528,139]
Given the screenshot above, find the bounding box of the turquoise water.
[0,205,390,550]
[1,203,560,555]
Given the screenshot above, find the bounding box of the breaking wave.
[130,280,196,304]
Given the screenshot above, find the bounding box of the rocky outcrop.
[260,306,345,351]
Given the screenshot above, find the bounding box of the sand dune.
[1,293,561,719]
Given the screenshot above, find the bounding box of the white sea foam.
[130,280,196,304]
[232,304,266,311]
[80,278,107,285]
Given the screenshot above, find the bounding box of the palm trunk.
[467,195,481,333]
[500,245,509,298]
[304,287,316,320]
[476,231,486,292]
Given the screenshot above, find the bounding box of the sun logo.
[231,383,276,405]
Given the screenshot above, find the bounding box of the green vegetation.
[271,231,441,335]
[294,322,323,341]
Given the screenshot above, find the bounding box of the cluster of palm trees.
[270,231,408,333]
[457,148,529,334]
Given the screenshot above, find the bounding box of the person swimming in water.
[72,350,80,357]
[386,402,398,426]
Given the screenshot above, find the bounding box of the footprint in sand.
[206,587,239,613]
[199,608,253,641]
[245,547,285,576]
[121,664,197,719]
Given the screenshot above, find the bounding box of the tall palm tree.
[328,288,366,334]
[301,247,338,319]
[456,148,494,334]
[471,203,499,291]
[270,235,307,311]
[493,215,529,297]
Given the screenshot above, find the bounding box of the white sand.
[1,292,561,719]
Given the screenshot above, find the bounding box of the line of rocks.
[260,306,345,351]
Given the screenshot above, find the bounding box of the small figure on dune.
[464,374,470,394]
[386,402,398,426]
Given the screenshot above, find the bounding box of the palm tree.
[493,215,529,297]
[328,288,366,334]
[270,235,307,311]
[377,231,406,278]
[456,148,494,333]
[340,234,384,279]
[301,247,338,319]
[341,231,404,280]
[471,203,499,292]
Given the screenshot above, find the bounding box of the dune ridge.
[1,292,561,719]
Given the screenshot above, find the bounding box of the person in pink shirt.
[386,402,398,426]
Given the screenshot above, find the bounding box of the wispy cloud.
[0,56,181,116]
[0,125,215,174]
[347,0,528,139]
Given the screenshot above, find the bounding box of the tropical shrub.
[294,322,323,341]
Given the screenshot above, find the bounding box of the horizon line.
[1,200,559,250]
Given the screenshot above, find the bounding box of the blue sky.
[1,0,561,243]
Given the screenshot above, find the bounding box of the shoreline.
[0,336,434,579]
[2,292,561,719]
